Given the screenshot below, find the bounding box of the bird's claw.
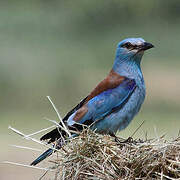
[115,136,133,144]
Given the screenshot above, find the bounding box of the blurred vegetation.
[1,1,180,179]
[0,0,180,130]
[0,0,180,112]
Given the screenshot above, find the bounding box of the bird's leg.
[109,132,124,143]
[121,136,133,143]
[109,132,133,144]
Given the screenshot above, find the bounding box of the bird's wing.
[63,70,126,122]
[67,75,136,126]
[40,70,136,142]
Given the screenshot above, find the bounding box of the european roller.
[31,38,154,166]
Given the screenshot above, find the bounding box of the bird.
[31,37,154,166]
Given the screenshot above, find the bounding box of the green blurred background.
[1,1,180,179]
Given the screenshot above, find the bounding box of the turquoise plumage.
[31,37,154,166]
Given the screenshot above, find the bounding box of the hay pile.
[50,129,180,180]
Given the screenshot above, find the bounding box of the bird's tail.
[30,127,77,166]
[30,148,53,166]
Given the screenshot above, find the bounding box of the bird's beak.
[140,42,154,51]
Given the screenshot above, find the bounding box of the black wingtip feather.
[40,128,60,142]
[40,96,88,143]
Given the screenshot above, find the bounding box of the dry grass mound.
[50,129,180,180]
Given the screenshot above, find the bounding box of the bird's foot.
[115,136,134,144]
[109,132,133,144]
[121,137,133,143]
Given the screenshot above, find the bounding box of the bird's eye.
[121,42,132,49]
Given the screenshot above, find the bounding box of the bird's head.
[116,38,154,61]
[113,38,154,76]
